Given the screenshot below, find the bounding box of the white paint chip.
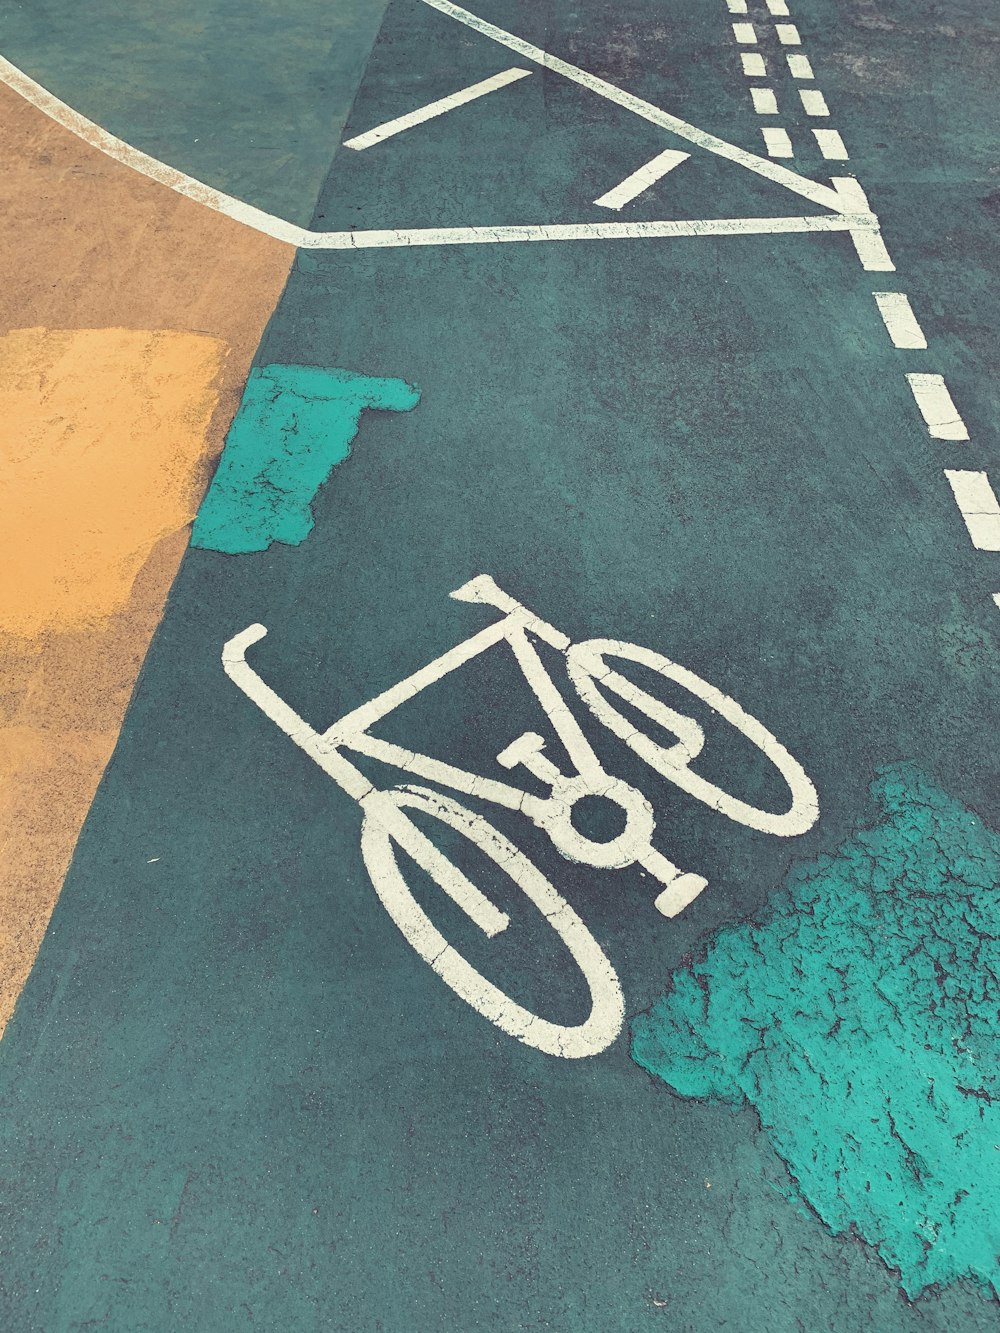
[751,87,779,114]
[344,67,532,149]
[873,292,927,349]
[593,148,690,209]
[762,127,794,157]
[787,54,814,78]
[813,128,849,159]
[775,23,802,44]
[907,374,969,440]
[740,53,767,76]
[799,88,830,116]
[944,471,1000,550]
[732,22,758,42]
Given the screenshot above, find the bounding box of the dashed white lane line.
[993,593,1000,611]
[741,52,767,75]
[593,148,691,209]
[725,0,748,11]
[813,128,850,159]
[343,67,531,149]
[872,292,928,349]
[733,22,758,43]
[907,374,970,440]
[765,0,791,14]
[944,472,1000,550]
[775,23,802,45]
[831,176,895,270]
[762,127,794,157]
[787,53,814,78]
[750,87,779,114]
[799,88,830,116]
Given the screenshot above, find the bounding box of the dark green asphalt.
[2,0,999,1327]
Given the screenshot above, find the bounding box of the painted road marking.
[944,471,1000,550]
[343,67,531,150]
[830,177,894,270]
[593,148,691,209]
[799,89,830,116]
[775,23,802,45]
[750,87,779,114]
[787,53,815,78]
[740,53,767,75]
[907,374,970,440]
[732,23,759,44]
[725,0,748,11]
[762,128,794,158]
[764,0,790,14]
[872,292,927,349]
[813,128,850,159]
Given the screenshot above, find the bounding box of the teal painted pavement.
[192,366,420,553]
[632,764,1000,1300]
[2,0,1000,1329]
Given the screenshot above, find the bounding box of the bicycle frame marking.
[222,574,820,1059]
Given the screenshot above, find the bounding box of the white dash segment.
[830,176,895,271]
[908,375,970,440]
[993,593,1000,611]
[344,66,532,150]
[593,148,691,209]
[732,22,758,43]
[765,0,790,13]
[872,292,927,349]
[762,127,794,157]
[751,87,779,114]
[740,53,767,75]
[799,89,830,116]
[775,23,802,44]
[944,471,1000,550]
[725,0,748,12]
[787,54,814,78]
[813,128,849,159]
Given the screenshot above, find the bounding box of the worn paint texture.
[191,365,421,554]
[631,764,1000,1299]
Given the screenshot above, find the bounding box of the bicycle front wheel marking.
[359,786,625,1059]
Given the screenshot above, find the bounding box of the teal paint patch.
[631,765,1000,1300]
[192,365,419,554]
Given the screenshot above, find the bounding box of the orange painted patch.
[0,327,227,637]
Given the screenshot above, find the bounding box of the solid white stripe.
[799,89,830,116]
[908,375,970,440]
[944,471,1000,550]
[593,148,690,209]
[872,292,927,349]
[343,67,531,150]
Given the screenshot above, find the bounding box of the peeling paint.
[191,364,420,554]
[630,764,1000,1299]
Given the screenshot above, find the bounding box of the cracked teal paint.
[191,365,420,554]
[631,764,1000,1299]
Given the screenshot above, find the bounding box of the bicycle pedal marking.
[221,574,820,1059]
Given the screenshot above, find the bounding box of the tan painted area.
[1,328,227,636]
[0,83,294,1033]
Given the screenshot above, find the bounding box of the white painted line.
[993,593,1000,611]
[751,87,779,115]
[343,67,531,150]
[725,0,748,11]
[593,148,691,209]
[944,471,1000,550]
[907,374,970,440]
[733,22,758,43]
[741,53,767,75]
[775,23,802,44]
[814,128,849,159]
[295,213,872,250]
[830,177,895,271]
[765,0,790,14]
[418,0,853,214]
[762,127,794,157]
[872,292,927,349]
[787,54,814,78]
[799,89,830,116]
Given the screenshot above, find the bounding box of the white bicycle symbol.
[223,574,818,1059]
